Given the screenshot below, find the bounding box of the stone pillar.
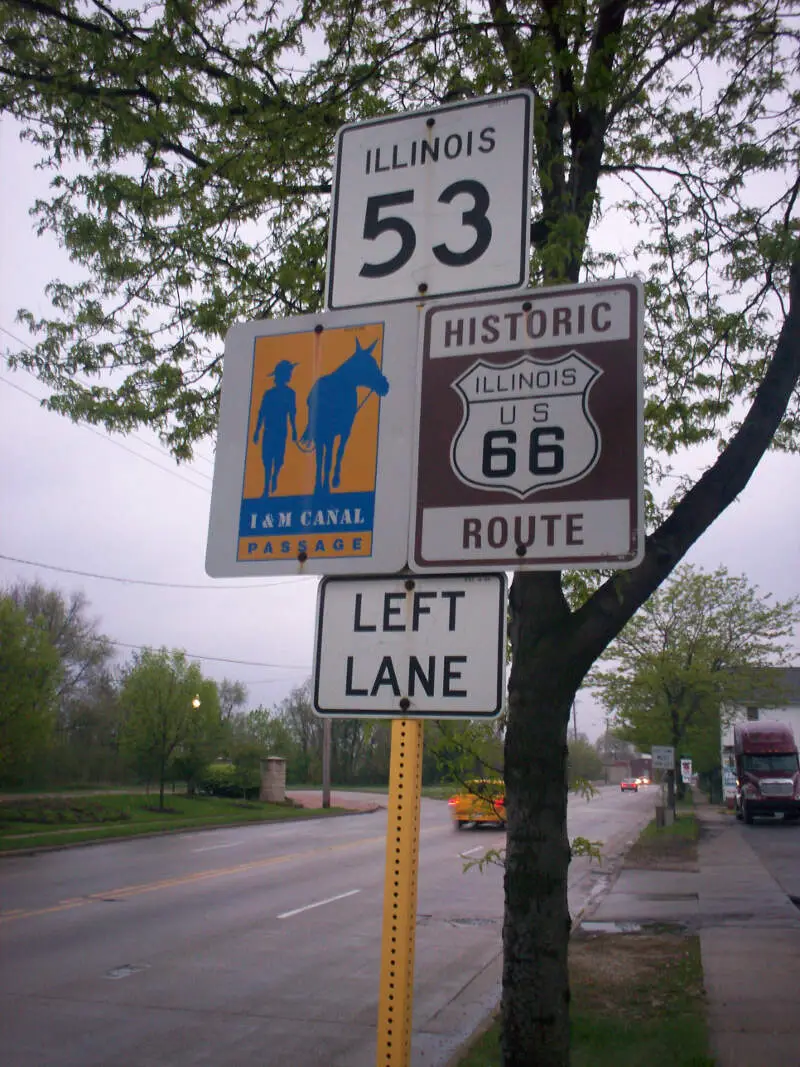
[260,756,287,803]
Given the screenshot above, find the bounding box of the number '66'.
[359,181,492,279]
[482,429,566,478]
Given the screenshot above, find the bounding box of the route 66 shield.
[450,352,602,498]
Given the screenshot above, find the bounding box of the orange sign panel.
[238,323,388,563]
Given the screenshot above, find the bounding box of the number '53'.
[359,180,492,279]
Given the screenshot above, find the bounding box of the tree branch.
[573,252,800,667]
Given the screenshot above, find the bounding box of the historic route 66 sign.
[409,279,643,572]
[450,352,601,497]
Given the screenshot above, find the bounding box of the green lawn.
[422,784,457,800]
[457,934,713,1067]
[0,793,348,851]
[623,810,700,869]
[456,798,712,1067]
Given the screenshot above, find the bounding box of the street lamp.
[192,695,201,709]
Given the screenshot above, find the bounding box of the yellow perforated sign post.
[376,719,425,1067]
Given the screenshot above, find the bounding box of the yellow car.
[448,779,506,830]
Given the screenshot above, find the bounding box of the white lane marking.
[277,889,361,919]
[460,846,483,856]
[192,840,246,853]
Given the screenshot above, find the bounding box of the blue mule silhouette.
[299,338,389,493]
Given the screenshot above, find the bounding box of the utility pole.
[572,699,578,741]
[322,717,331,809]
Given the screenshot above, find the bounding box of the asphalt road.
[735,813,800,903]
[0,785,655,1067]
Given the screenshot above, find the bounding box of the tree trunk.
[670,711,685,801]
[502,572,581,1066]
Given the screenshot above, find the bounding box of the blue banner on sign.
[239,492,375,538]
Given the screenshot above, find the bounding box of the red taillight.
[448,797,457,806]
[494,796,505,809]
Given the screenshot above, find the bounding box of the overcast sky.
[1,117,797,741]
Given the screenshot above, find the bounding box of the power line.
[0,323,216,473]
[0,551,315,591]
[0,372,213,493]
[0,320,215,476]
[237,677,310,685]
[109,639,311,671]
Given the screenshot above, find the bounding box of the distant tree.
[278,680,323,782]
[591,566,800,792]
[428,719,505,788]
[229,742,264,799]
[0,596,62,782]
[120,649,221,809]
[6,582,114,738]
[329,718,370,784]
[567,735,604,786]
[170,681,224,796]
[222,705,295,795]
[240,705,294,755]
[594,729,638,763]
[62,669,125,784]
[218,678,248,722]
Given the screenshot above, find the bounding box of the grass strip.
[0,793,349,852]
[624,810,699,869]
[456,933,713,1067]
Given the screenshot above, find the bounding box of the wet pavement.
[295,788,800,1066]
[584,796,800,1067]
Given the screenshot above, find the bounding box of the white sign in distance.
[326,90,533,310]
[409,279,644,571]
[680,758,693,782]
[651,745,675,770]
[313,573,507,718]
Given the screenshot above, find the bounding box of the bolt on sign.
[205,306,419,576]
[312,574,507,718]
[326,90,534,310]
[409,279,644,571]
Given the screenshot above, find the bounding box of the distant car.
[640,777,651,786]
[620,778,639,792]
[448,779,506,830]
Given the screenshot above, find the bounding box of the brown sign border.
[409,280,643,571]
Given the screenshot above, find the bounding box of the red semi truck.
[734,720,800,824]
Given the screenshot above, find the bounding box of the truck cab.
[734,720,800,825]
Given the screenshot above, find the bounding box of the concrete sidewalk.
[584,798,800,1066]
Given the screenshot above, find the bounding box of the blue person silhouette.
[253,359,298,497]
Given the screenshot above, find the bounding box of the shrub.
[0,797,131,825]
[198,762,260,799]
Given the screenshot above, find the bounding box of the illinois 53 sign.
[409,280,644,571]
[326,91,533,309]
[206,306,419,576]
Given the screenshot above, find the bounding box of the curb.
[0,805,382,859]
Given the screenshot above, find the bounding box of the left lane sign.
[313,574,507,718]
[206,306,419,576]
